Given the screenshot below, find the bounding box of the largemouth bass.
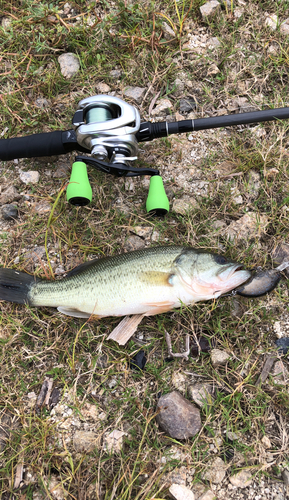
[0,246,250,318]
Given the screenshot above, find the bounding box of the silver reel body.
[72,95,140,163]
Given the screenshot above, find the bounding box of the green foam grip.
[146,175,169,216]
[66,161,92,206]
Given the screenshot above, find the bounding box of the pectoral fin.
[143,301,175,315]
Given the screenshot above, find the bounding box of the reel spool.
[67,95,169,214]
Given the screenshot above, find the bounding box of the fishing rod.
[1,95,289,215]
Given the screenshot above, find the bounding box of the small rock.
[212,220,227,231]
[32,200,51,214]
[280,19,289,35]
[73,430,98,452]
[169,483,195,500]
[225,212,268,242]
[272,360,289,385]
[123,235,145,251]
[1,17,12,29]
[0,185,20,205]
[173,78,185,97]
[58,53,80,79]
[246,170,261,199]
[110,69,122,79]
[103,429,127,453]
[201,457,227,484]
[80,403,100,421]
[151,98,173,116]
[264,167,279,178]
[96,82,111,93]
[156,391,201,440]
[171,372,187,392]
[34,98,50,108]
[207,64,220,76]
[53,164,70,178]
[172,197,199,215]
[47,475,68,499]
[19,170,40,184]
[229,469,253,488]
[282,469,289,486]
[200,1,221,20]
[131,226,153,239]
[211,349,230,366]
[25,246,46,263]
[163,466,188,487]
[226,430,239,441]
[162,21,175,39]
[1,204,18,220]
[207,37,221,49]
[124,86,146,104]
[261,435,271,449]
[179,98,197,113]
[198,491,216,500]
[265,13,278,31]
[188,383,214,408]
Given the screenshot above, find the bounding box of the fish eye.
[213,254,228,265]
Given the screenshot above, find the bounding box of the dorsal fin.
[66,259,98,277]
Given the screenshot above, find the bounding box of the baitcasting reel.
[1,94,289,215]
[67,95,169,214]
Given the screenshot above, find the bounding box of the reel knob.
[146,175,169,216]
[66,161,92,206]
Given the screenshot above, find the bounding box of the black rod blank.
[136,106,289,142]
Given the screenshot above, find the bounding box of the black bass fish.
[0,246,251,318]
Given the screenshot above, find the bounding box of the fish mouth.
[218,263,251,287]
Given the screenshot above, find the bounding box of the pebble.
[179,98,197,113]
[272,360,288,385]
[169,483,195,500]
[172,197,199,215]
[265,13,278,31]
[47,474,68,500]
[201,457,227,484]
[261,435,271,449]
[123,235,145,251]
[58,53,80,79]
[1,17,12,29]
[96,82,111,93]
[123,86,146,104]
[109,69,122,79]
[156,391,201,440]
[19,170,40,184]
[198,491,216,500]
[280,18,289,35]
[24,246,46,263]
[0,186,20,205]
[1,204,18,220]
[229,469,253,488]
[103,429,127,453]
[162,21,175,39]
[188,383,214,408]
[200,1,221,20]
[32,200,51,214]
[73,430,98,452]
[225,212,268,242]
[34,98,50,108]
[151,98,173,116]
[282,469,289,486]
[210,349,230,366]
[171,372,187,392]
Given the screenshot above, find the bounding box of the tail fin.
[0,268,39,305]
